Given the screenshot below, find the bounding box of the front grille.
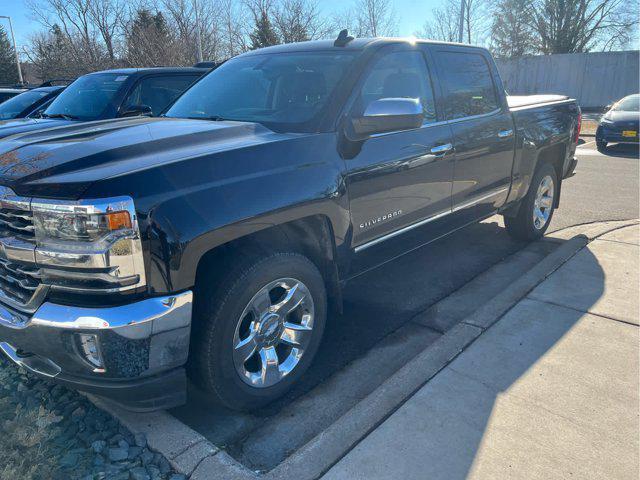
[0,257,42,306]
[0,207,35,243]
[0,201,41,310]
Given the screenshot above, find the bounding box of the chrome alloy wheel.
[232,278,315,388]
[532,175,554,230]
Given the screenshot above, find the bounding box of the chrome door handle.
[430,143,453,155]
[498,129,514,138]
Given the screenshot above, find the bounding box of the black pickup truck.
[0,36,580,411]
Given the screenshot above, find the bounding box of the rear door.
[345,45,455,251]
[432,47,515,218]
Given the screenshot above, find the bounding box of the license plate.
[622,130,637,137]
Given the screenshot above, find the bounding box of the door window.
[357,50,437,124]
[436,51,499,120]
[124,75,199,116]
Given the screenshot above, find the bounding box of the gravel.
[0,356,184,480]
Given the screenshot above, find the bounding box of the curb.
[87,220,638,479]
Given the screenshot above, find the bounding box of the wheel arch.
[534,142,565,208]
[504,141,566,218]
[192,214,343,315]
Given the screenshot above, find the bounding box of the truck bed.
[507,94,571,110]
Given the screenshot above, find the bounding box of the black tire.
[190,252,327,411]
[596,138,607,152]
[504,161,558,241]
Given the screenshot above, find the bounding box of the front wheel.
[191,252,327,411]
[596,138,607,152]
[504,161,558,241]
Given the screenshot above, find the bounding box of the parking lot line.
[578,140,595,149]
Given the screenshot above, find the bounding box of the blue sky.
[2,0,447,52]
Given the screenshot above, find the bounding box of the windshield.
[0,90,50,119]
[165,51,357,132]
[613,95,640,112]
[44,73,128,121]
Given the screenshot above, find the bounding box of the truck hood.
[0,117,77,139]
[0,117,292,198]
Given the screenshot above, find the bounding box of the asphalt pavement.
[550,139,638,231]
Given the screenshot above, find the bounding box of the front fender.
[135,134,350,294]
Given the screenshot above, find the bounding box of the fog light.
[76,333,105,371]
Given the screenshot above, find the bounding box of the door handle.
[498,129,514,138]
[430,143,453,155]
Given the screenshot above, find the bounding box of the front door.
[344,46,455,252]
[433,48,515,218]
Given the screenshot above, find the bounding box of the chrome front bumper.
[0,291,193,410]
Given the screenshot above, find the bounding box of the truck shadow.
[173,218,610,476]
[355,240,609,480]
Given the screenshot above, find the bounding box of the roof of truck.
[240,37,479,57]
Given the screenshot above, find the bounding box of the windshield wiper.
[184,115,228,121]
[41,113,80,120]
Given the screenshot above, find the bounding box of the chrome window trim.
[446,107,502,125]
[354,186,509,253]
[368,119,450,139]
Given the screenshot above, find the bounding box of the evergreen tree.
[0,26,19,84]
[490,0,535,58]
[250,11,279,49]
[126,9,178,66]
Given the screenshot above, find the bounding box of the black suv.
[0,67,207,138]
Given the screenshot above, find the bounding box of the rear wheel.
[191,252,327,410]
[504,161,558,241]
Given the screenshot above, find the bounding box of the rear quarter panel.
[506,100,580,204]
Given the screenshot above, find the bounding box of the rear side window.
[124,75,200,116]
[436,51,499,120]
[357,50,437,124]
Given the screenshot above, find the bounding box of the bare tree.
[25,24,85,80]
[416,0,459,42]
[88,0,125,63]
[349,0,397,37]
[26,0,116,70]
[417,0,488,45]
[527,0,639,53]
[219,0,250,57]
[272,0,333,43]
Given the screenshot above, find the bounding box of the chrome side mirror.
[347,97,423,141]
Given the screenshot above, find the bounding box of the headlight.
[31,196,146,293]
[33,204,134,252]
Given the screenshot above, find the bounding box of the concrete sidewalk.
[322,224,639,480]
